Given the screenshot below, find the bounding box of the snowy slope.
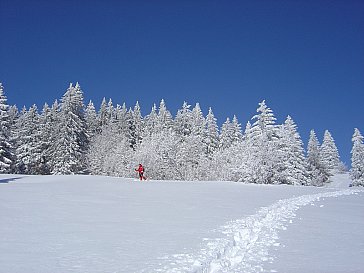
[327,172,353,188]
[0,174,363,273]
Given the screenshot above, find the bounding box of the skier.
[135,163,147,181]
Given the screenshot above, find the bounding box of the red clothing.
[135,165,146,180]
[136,165,144,173]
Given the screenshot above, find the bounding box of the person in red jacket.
[135,163,147,181]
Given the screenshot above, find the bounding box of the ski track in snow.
[141,188,363,273]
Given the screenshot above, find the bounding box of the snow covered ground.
[0,174,363,273]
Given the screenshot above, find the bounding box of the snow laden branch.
[0,82,362,186]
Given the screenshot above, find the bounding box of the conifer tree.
[157,99,173,131]
[52,83,88,174]
[187,103,206,179]
[191,103,206,137]
[219,118,232,149]
[307,130,330,186]
[13,107,27,173]
[251,100,276,136]
[218,115,242,152]
[174,102,205,180]
[85,100,99,138]
[320,130,340,172]
[8,104,19,173]
[227,123,250,182]
[307,130,321,167]
[37,103,52,174]
[205,107,219,157]
[275,116,308,185]
[128,101,143,150]
[231,115,243,142]
[98,97,109,127]
[114,103,129,135]
[0,83,14,173]
[107,98,115,122]
[239,100,279,184]
[45,100,61,173]
[14,105,42,174]
[8,105,19,128]
[242,121,252,142]
[350,128,364,186]
[174,102,192,137]
[144,104,158,137]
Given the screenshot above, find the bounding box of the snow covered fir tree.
[350,128,364,186]
[1,82,362,186]
[0,83,14,173]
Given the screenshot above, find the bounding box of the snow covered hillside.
[0,174,363,273]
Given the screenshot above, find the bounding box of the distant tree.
[8,105,19,128]
[134,100,176,179]
[88,124,132,177]
[219,118,231,149]
[107,98,115,122]
[274,116,308,185]
[307,130,330,186]
[52,83,88,174]
[226,121,252,182]
[238,100,279,184]
[242,121,252,142]
[350,128,364,186]
[173,102,206,180]
[15,105,39,174]
[188,103,207,179]
[0,83,14,173]
[307,130,321,167]
[117,103,129,132]
[98,97,109,127]
[85,100,99,138]
[219,116,243,149]
[320,130,341,172]
[14,105,43,174]
[128,101,143,150]
[45,100,61,173]
[204,107,219,157]
[133,129,179,180]
[37,103,53,174]
[143,103,158,137]
[114,103,129,136]
[210,140,245,181]
[231,115,243,142]
[174,102,192,137]
[191,103,206,137]
[157,99,174,131]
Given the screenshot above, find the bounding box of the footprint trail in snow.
[141,188,363,273]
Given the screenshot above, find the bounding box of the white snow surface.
[0,173,363,273]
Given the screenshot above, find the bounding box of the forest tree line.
[0,82,363,186]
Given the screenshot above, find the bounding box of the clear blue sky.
[1,0,363,165]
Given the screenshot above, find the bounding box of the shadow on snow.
[0,177,24,184]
